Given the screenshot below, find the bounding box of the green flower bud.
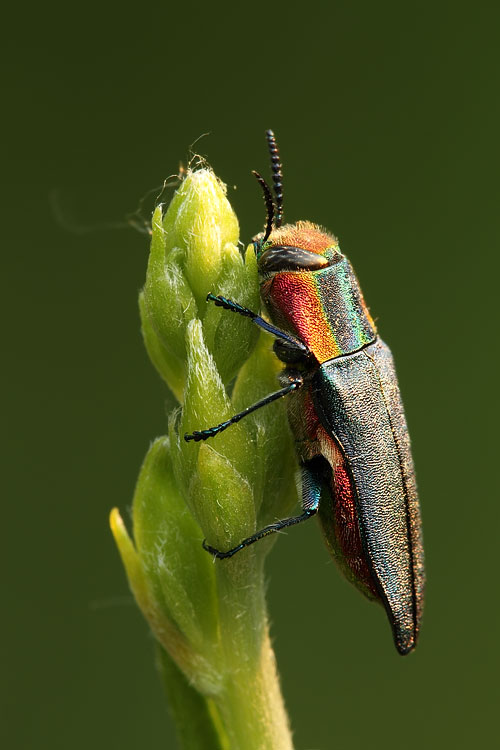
[162,169,239,306]
[110,438,222,696]
[112,162,297,750]
[140,169,259,400]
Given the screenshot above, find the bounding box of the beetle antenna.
[252,170,275,243]
[266,129,284,227]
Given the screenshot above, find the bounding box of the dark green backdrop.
[3,2,497,748]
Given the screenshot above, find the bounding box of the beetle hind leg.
[202,461,324,559]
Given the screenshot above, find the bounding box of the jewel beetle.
[185,131,425,655]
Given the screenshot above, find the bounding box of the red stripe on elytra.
[332,460,379,598]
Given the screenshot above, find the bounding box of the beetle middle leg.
[184,372,303,442]
[202,460,324,559]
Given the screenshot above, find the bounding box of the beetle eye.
[258,246,332,273]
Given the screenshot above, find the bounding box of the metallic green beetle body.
[186,132,425,654]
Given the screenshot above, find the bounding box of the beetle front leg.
[207,293,309,353]
[202,461,323,559]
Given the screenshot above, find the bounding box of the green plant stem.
[212,558,293,750]
[157,644,227,750]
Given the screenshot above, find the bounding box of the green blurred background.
[3,1,497,748]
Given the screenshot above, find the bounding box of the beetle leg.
[184,374,303,442]
[202,462,322,559]
[207,293,309,352]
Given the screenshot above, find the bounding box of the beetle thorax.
[257,222,377,364]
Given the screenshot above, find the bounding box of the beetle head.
[252,131,341,276]
[256,221,341,276]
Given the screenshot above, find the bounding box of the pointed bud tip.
[109,507,123,534]
[110,507,140,572]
